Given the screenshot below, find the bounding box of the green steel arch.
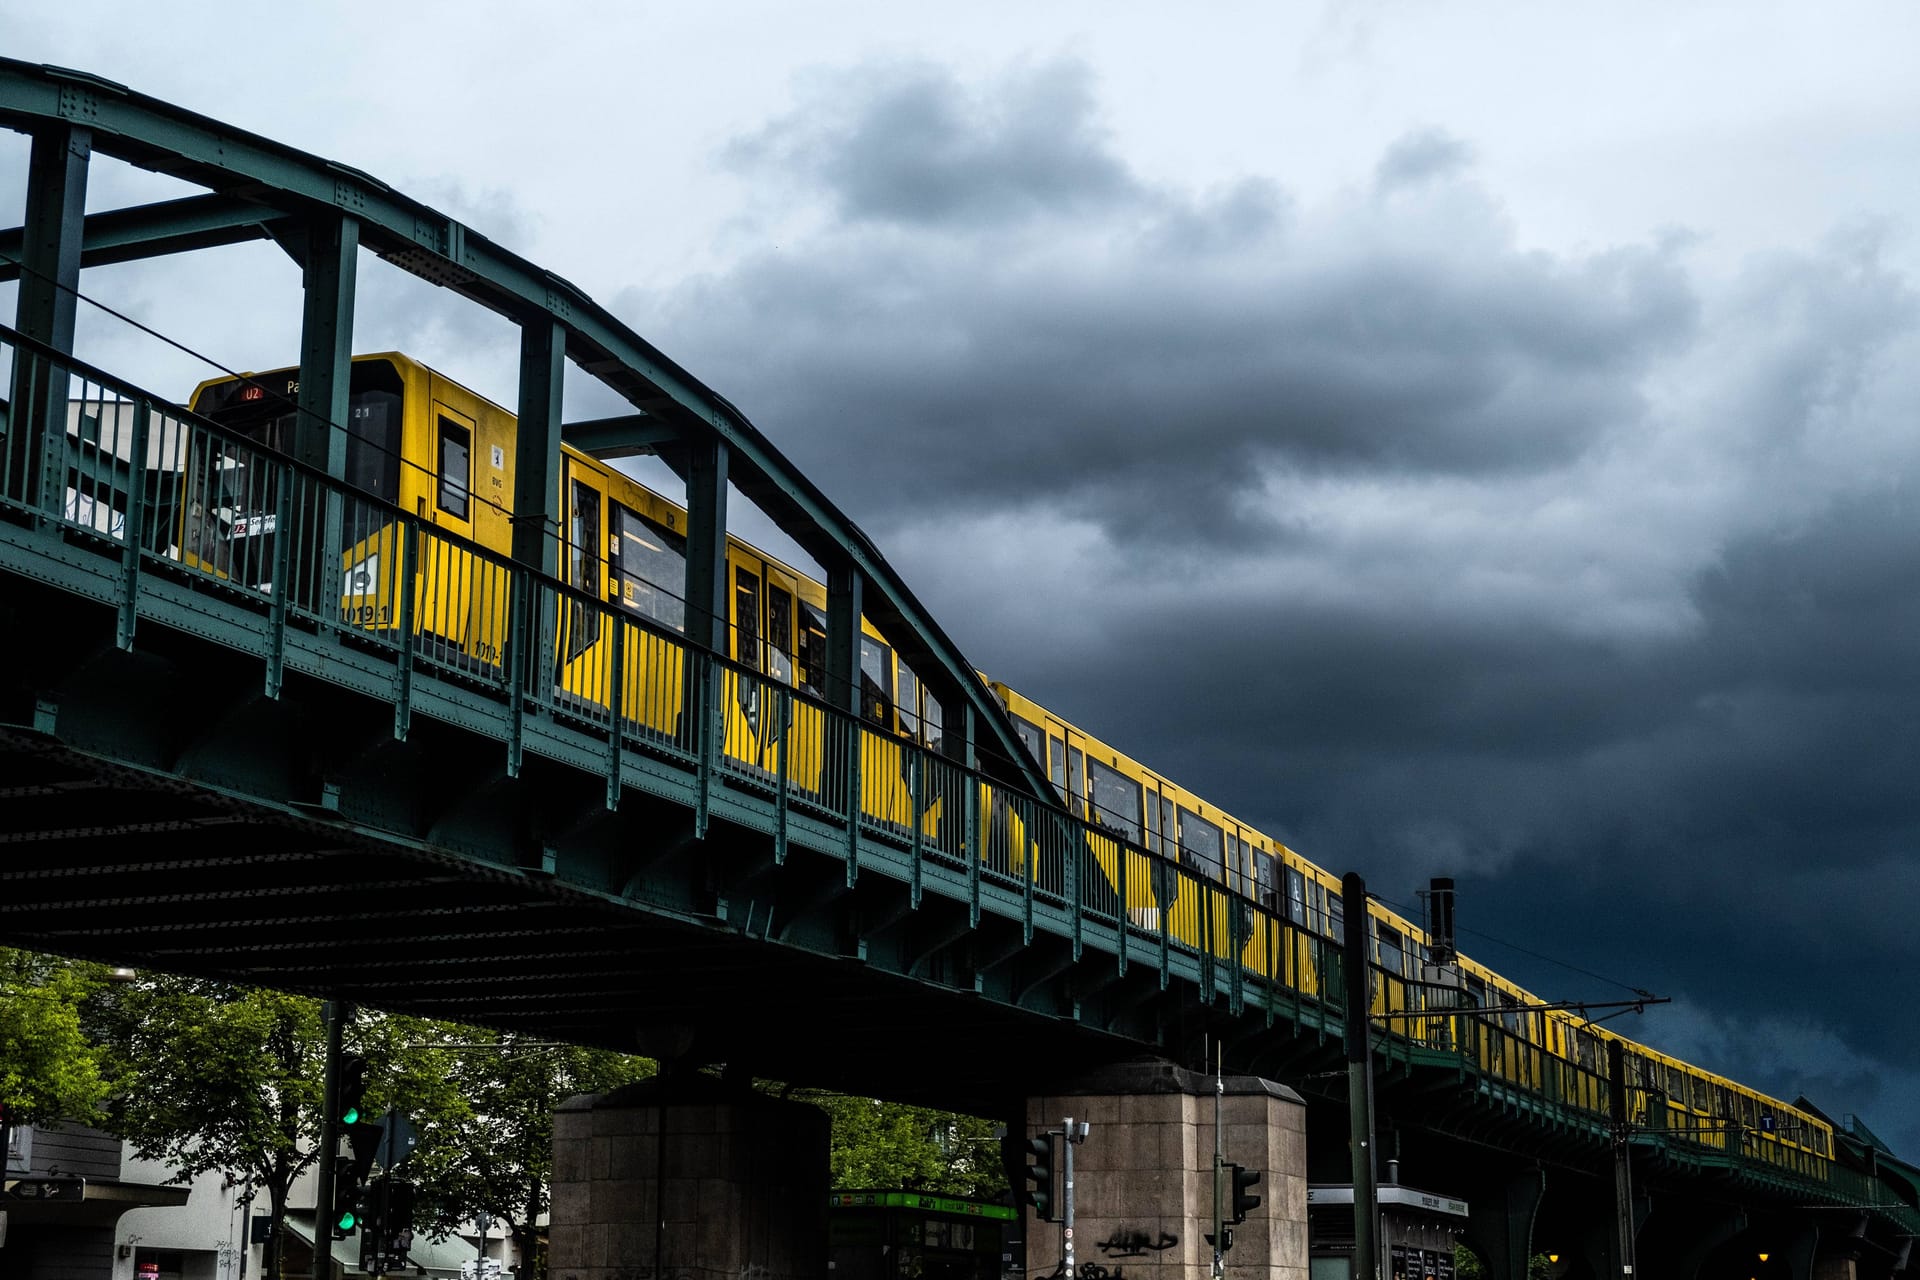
[0,55,1055,806]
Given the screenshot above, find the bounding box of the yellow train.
[177,352,1834,1178]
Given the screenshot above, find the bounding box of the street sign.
[5,1175,86,1202]
[374,1113,418,1170]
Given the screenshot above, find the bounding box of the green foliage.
[98,974,326,1197]
[0,948,113,1124]
[397,1027,651,1280]
[1453,1244,1557,1280]
[807,1094,1006,1200]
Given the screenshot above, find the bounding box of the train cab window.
[1285,867,1307,924]
[797,602,828,696]
[344,392,402,505]
[734,569,761,670]
[1253,852,1278,912]
[567,479,601,660]
[609,504,687,631]
[437,417,471,519]
[859,637,894,725]
[1011,716,1045,769]
[897,663,919,739]
[1087,759,1143,841]
[1178,808,1225,881]
[1067,747,1085,817]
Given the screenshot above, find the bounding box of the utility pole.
[315,1000,351,1280]
[1061,1118,1089,1280]
[1342,872,1380,1280]
[1606,1040,1638,1278]
[1212,1044,1225,1280]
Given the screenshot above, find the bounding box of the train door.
[723,547,802,775]
[555,461,613,708]
[416,401,480,655]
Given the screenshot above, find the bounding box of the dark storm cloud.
[633,58,1920,1152]
[654,126,1695,549]
[726,60,1141,228]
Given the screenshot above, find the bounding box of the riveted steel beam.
[0,192,282,280]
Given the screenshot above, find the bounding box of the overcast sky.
[7,2,1920,1156]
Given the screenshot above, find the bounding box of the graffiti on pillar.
[1077,1264,1132,1280]
[1095,1229,1179,1258]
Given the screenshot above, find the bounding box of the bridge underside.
[0,575,1185,1115]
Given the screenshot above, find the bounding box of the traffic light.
[1229,1163,1262,1223]
[331,1054,383,1238]
[383,1181,417,1259]
[1017,1133,1058,1222]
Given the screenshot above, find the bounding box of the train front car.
[182,359,410,612]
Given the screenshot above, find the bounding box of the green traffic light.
[337,1209,358,1232]
[341,1105,360,1125]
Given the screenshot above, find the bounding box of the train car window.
[859,637,894,725]
[920,691,943,750]
[1375,921,1404,977]
[437,417,470,518]
[567,479,601,660]
[1049,737,1066,795]
[1465,976,1487,1010]
[1179,808,1225,881]
[1328,890,1346,944]
[1011,716,1045,768]
[1087,759,1143,841]
[609,503,687,631]
[1253,852,1277,911]
[1740,1096,1757,1130]
[734,568,761,671]
[1285,868,1307,924]
[1067,747,1085,817]
[1145,787,1159,850]
[766,585,794,684]
[1160,795,1176,858]
[897,663,920,739]
[797,602,827,697]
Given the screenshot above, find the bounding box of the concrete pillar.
[549,1075,828,1280]
[1466,1168,1544,1280]
[1024,1060,1308,1280]
[1812,1255,1856,1280]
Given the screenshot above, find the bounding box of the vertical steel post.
[9,123,90,515]
[295,212,358,620]
[512,318,566,575]
[683,438,729,834]
[1342,872,1380,1280]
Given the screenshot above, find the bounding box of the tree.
[96,975,327,1280]
[398,1028,651,1280]
[0,947,113,1124]
[805,1093,1006,1200]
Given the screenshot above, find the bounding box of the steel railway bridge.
[0,59,1914,1280]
